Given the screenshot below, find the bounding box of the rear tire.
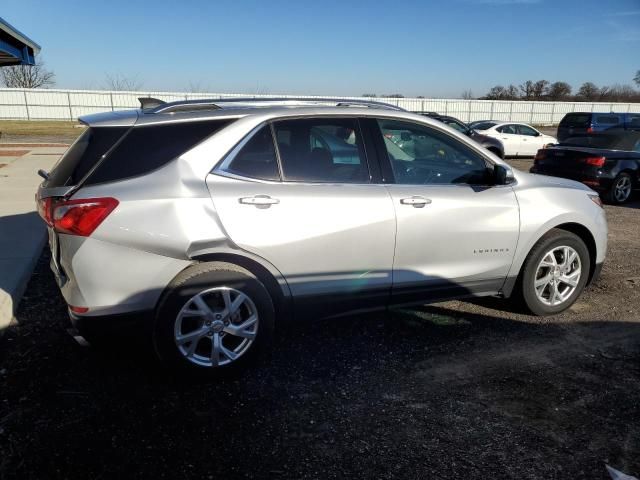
[153,262,275,377]
[604,172,633,204]
[515,229,590,316]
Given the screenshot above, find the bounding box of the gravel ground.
[1,158,639,480]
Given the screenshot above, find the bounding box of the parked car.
[478,122,557,157]
[557,112,640,142]
[420,113,504,158]
[531,130,640,204]
[36,97,607,374]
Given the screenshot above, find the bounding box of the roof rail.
[147,97,406,114]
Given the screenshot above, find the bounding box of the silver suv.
[37,98,607,374]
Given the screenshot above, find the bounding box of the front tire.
[153,262,275,376]
[516,229,590,316]
[604,173,633,204]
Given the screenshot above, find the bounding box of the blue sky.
[3,0,640,97]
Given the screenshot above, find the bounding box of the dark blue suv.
[557,112,640,141]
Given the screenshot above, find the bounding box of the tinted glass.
[472,122,496,130]
[377,119,490,185]
[561,134,635,150]
[46,127,128,187]
[442,119,468,133]
[86,120,232,185]
[595,115,620,125]
[517,125,538,136]
[274,118,369,183]
[225,126,279,180]
[560,114,591,127]
[497,125,518,134]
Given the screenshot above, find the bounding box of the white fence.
[1,88,640,125]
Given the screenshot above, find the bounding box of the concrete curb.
[0,231,46,331]
[0,150,61,333]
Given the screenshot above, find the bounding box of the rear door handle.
[239,195,280,207]
[400,196,432,208]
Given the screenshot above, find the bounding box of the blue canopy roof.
[0,17,41,66]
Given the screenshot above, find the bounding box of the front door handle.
[239,195,280,207]
[400,196,432,208]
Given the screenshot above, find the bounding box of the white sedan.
[472,121,557,157]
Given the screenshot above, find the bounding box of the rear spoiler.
[138,97,166,110]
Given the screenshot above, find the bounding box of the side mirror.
[494,164,515,185]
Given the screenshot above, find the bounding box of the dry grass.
[0,120,84,138]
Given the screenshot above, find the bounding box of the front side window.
[377,119,490,185]
[273,118,369,183]
[517,125,539,137]
[225,125,280,181]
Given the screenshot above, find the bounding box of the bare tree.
[484,85,519,100]
[547,81,572,101]
[576,82,600,101]
[634,70,640,88]
[0,55,55,88]
[103,73,142,91]
[361,93,377,97]
[461,89,473,100]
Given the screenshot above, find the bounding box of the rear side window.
[85,120,233,185]
[45,127,128,187]
[225,126,280,181]
[560,114,591,127]
[273,118,369,183]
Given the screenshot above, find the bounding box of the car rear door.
[207,117,396,318]
[367,117,519,304]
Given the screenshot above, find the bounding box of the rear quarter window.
[85,120,233,185]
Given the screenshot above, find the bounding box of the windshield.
[471,122,497,130]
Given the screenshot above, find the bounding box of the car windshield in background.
[561,134,640,151]
[442,119,468,133]
[471,122,496,130]
[560,114,591,127]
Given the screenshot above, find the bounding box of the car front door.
[517,124,543,155]
[495,124,522,156]
[207,118,396,318]
[369,118,520,304]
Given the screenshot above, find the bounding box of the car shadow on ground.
[1,251,639,479]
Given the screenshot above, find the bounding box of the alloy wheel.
[174,287,259,367]
[534,246,582,307]
[614,176,632,203]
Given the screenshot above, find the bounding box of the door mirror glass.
[494,164,515,185]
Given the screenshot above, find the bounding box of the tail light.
[37,197,118,237]
[587,126,594,133]
[584,156,605,167]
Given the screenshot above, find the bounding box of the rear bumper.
[69,308,152,338]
